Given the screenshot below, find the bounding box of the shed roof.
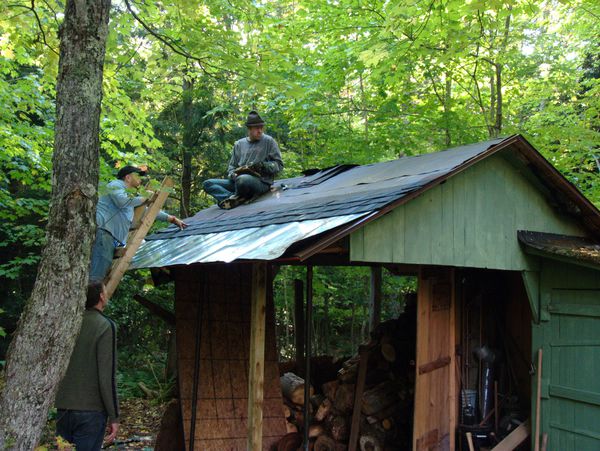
[131,134,600,268]
[518,230,600,270]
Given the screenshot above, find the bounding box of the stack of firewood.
[278,314,416,451]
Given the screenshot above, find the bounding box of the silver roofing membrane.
[131,137,508,268]
[131,213,368,268]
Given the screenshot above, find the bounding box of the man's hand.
[234,165,261,177]
[105,421,119,444]
[168,215,188,229]
[248,162,266,174]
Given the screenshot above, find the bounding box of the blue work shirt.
[96,179,169,245]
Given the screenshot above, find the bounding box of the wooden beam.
[294,279,305,366]
[348,346,370,451]
[133,294,175,326]
[104,177,174,299]
[369,266,382,332]
[491,419,531,451]
[247,262,267,451]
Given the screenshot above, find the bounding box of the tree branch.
[7,1,59,55]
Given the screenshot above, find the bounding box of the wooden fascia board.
[509,137,600,239]
[520,245,600,273]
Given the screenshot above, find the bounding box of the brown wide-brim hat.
[245,110,265,127]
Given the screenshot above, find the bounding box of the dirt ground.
[40,398,168,450]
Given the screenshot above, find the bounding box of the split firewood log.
[311,393,325,410]
[338,357,359,383]
[327,414,349,442]
[314,435,337,451]
[285,420,298,433]
[309,423,325,439]
[333,383,355,414]
[361,381,399,415]
[285,403,304,426]
[364,402,397,423]
[277,432,302,451]
[359,435,382,451]
[381,418,394,431]
[322,380,339,401]
[315,398,333,422]
[281,372,314,405]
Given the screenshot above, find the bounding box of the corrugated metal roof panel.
[131,213,367,268]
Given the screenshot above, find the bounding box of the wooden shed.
[132,134,600,450]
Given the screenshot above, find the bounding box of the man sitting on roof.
[89,165,187,281]
[203,111,283,209]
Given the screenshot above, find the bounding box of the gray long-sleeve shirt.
[227,134,283,184]
[55,309,119,422]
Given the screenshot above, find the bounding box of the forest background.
[0,0,598,416]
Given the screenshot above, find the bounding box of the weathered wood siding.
[413,268,458,450]
[174,264,286,450]
[350,154,585,270]
[533,260,600,449]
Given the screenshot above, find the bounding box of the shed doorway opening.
[273,265,418,450]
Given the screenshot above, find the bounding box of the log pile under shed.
[277,312,416,451]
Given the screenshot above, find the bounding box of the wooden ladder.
[104,176,174,300]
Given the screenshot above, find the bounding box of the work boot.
[218,194,244,210]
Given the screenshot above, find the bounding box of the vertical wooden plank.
[248,262,267,451]
[413,267,457,451]
[392,202,406,263]
[369,266,382,332]
[348,346,370,451]
[438,180,455,266]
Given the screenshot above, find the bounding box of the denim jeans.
[56,409,107,451]
[203,175,270,202]
[89,228,116,281]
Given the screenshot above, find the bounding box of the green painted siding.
[533,261,600,450]
[350,154,586,270]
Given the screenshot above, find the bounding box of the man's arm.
[250,138,283,176]
[227,142,241,179]
[97,320,120,427]
[262,138,283,175]
[106,182,145,210]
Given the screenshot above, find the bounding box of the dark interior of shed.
[456,269,532,451]
[272,266,533,451]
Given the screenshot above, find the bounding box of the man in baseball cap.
[89,165,187,281]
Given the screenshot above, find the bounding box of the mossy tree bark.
[0,0,111,448]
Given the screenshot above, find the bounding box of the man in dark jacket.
[55,281,119,451]
[203,111,283,209]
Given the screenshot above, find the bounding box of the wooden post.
[248,262,267,451]
[294,279,305,367]
[348,346,369,451]
[104,177,174,299]
[369,266,382,332]
[303,266,313,451]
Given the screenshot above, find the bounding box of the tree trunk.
[0,0,111,448]
[180,77,194,218]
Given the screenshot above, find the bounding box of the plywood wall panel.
[175,264,286,450]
